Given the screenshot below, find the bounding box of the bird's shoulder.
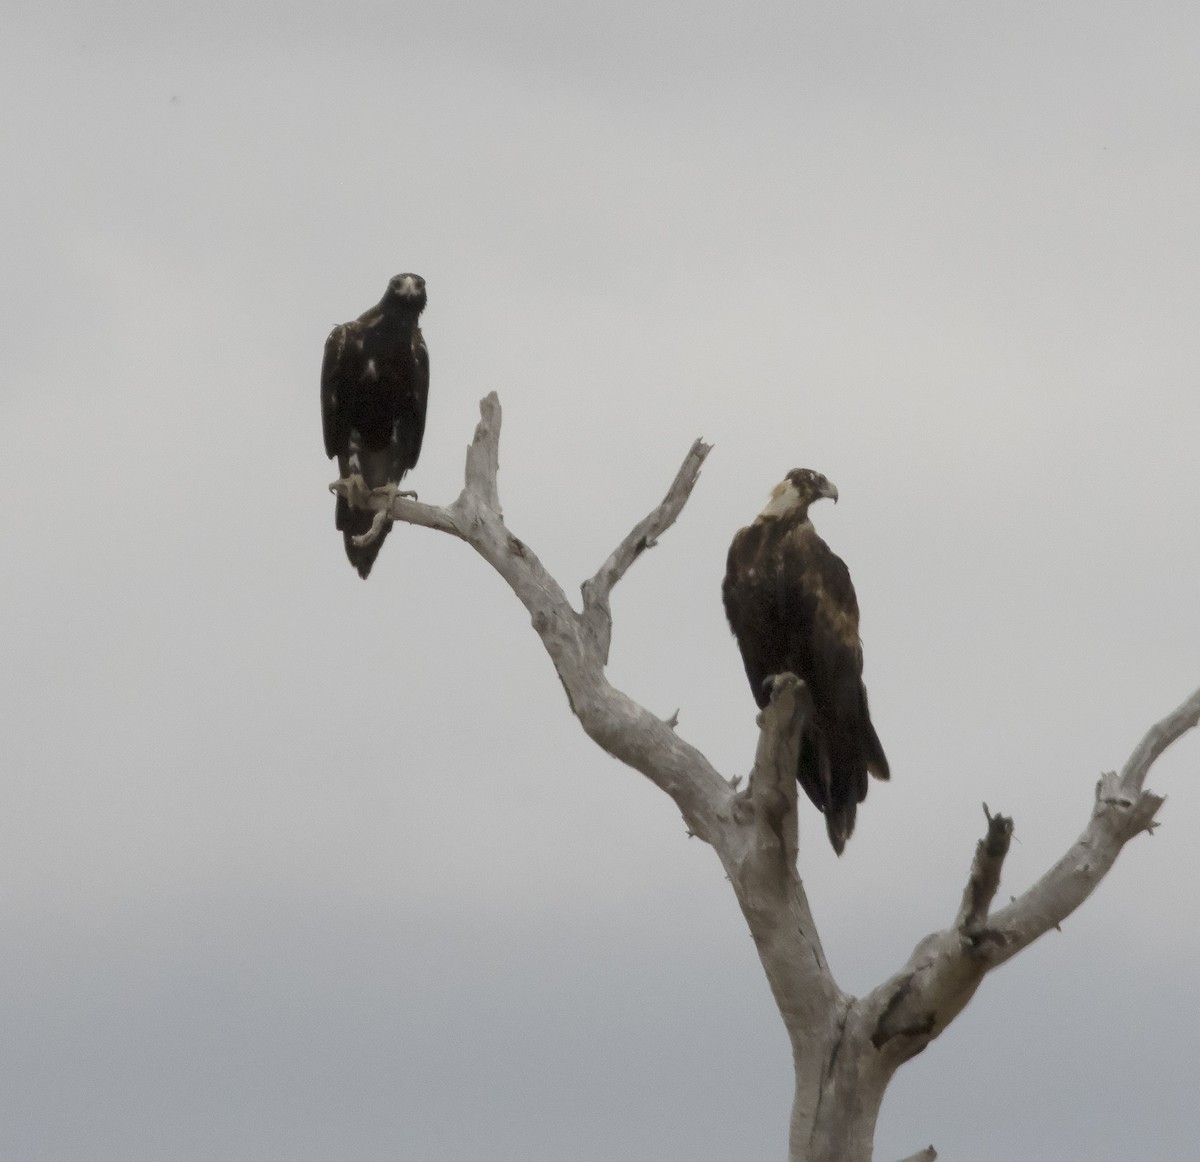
[324,319,367,363]
[785,525,860,637]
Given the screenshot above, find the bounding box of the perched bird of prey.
[321,273,429,578]
[722,469,889,854]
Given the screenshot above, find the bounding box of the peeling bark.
[340,395,1200,1161]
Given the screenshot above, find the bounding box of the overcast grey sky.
[3,2,1199,1159]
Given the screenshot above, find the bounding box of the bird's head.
[384,272,427,310]
[758,468,838,520]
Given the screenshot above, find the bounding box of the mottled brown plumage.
[722,469,888,853]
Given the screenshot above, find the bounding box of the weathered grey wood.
[339,394,1200,1161]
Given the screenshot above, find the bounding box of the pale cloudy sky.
[3,2,1199,1159]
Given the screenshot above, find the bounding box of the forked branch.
[977,691,1200,969]
[581,437,712,662]
[352,394,733,847]
[864,683,1200,1072]
[337,394,1199,1162]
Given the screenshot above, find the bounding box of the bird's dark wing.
[321,323,354,460]
[806,545,887,781]
[789,531,888,830]
[723,522,785,709]
[394,326,429,473]
[790,535,866,739]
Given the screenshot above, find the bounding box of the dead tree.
[332,394,1200,1162]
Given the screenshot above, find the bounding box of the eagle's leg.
[351,505,391,548]
[350,482,411,548]
[369,482,418,502]
[329,473,373,510]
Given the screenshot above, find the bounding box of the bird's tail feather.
[824,804,855,856]
[336,495,391,580]
[797,730,864,856]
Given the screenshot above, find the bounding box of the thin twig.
[1119,685,1200,793]
[954,804,1013,939]
[580,438,711,662]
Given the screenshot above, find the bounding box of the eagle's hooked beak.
[820,479,839,504]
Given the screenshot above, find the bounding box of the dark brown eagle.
[321,273,429,578]
[722,468,889,854]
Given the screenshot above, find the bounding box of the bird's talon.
[351,507,390,548]
[334,473,371,508]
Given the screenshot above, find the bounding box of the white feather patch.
[757,478,801,519]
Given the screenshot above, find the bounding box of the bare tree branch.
[863,682,1200,1068]
[369,395,733,849]
[329,477,461,538]
[581,438,712,663]
[954,805,1014,940]
[732,676,807,871]
[1119,685,1200,792]
[981,775,1165,968]
[352,396,1200,1162]
[981,689,1200,966]
[725,675,836,1008]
